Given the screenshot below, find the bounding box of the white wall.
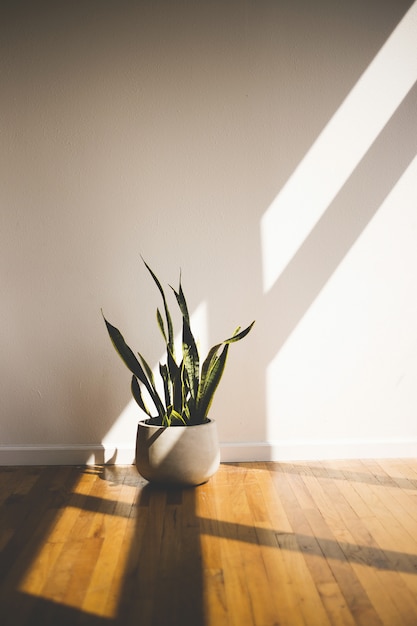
[1,0,416,464]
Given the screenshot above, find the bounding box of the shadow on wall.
[262,79,417,365]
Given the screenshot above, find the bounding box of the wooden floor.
[1,460,417,626]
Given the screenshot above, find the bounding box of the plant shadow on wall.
[2,464,417,625]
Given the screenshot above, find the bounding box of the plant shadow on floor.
[0,466,205,626]
[1,464,417,625]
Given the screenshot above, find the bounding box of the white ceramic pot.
[135,418,220,486]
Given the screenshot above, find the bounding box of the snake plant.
[103,259,255,426]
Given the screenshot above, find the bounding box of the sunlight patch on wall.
[265,154,417,443]
[260,0,417,293]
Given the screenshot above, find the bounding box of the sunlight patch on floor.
[17,472,137,619]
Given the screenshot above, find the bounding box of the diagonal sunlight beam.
[261,0,417,293]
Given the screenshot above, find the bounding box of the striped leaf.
[131,375,153,417]
[142,258,175,359]
[104,260,255,427]
[182,317,199,401]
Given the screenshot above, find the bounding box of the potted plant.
[103,259,255,486]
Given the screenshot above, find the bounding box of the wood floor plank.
[332,461,417,605]
[281,464,385,626]
[212,466,297,626]
[112,483,150,626]
[271,464,357,626]
[101,476,139,619]
[2,461,417,625]
[241,468,301,626]
[361,460,417,530]
[251,464,332,626]
[198,478,229,625]
[344,480,417,597]
[81,511,130,619]
[310,462,415,626]
[210,480,259,626]
[122,486,168,626]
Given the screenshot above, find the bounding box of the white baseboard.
[0,445,135,466]
[0,439,416,466]
[220,439,417,462]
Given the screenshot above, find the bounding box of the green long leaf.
[142,258,175,358]
[196,343,229,421]
[156,308,167,343]
[169,407,187,425]
[179,359,190,419]
[103,311,167,418]
[171,274,190,326]
[221,320,256,345]
[104,260,255,427]
[199,343,223,392]
[102,312,147,383]
[164,345,182,413]
[131,375,153,417]
[198,323,253,400]
[138,352,166,418]
[159,363,171,408]
[182,317,199,400]
[195,320,255,421]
